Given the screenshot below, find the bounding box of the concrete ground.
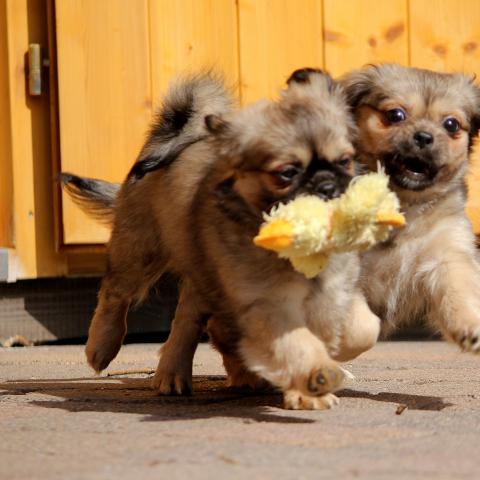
[1,341,479,480]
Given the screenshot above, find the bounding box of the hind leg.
[152,279,206,395]
[85,279,130,372]
[86,222,166,372]
[207,317,270,390]
[222,352,271,390]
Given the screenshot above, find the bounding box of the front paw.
[306,364,345,395]
[284,390,340,410]
[85,329,125,373]
[450,326,480,353]
[151,354,193,395]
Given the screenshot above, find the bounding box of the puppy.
[62,70,381,409]
[341,64,480,351]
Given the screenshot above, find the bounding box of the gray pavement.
[1,341,479,480]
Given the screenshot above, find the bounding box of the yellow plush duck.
[254,170,405,278]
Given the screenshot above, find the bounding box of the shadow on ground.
[338,389,453,411]
[0,375,309,424]
[0,374,454,424]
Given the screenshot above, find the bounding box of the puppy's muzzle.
[383,152,439,191]
[305,170,352,201]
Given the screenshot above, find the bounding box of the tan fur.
[342,64,480,351]
[81,70,380,410]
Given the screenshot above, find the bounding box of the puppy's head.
[342,64,480,200]
[205,68,356,218]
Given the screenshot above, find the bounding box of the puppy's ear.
[287,67,334,88]
[469,81,480,139]
[340,67,377,110]
[205,114,230,135]
[470,113,480,139]
[286,67,336,94]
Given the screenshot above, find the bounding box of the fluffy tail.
[60,71,233,225]
[128,71,234,181]
[59,174,119,226]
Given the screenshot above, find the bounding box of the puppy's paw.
[306,364,345,396]
[450,326,480,353]
[151,369,193,396]
[85,331,124,373]
[284,390,339,410]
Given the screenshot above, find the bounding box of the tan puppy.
[62,70,381,409]
[342,64,480,350]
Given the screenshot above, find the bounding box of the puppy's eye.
[337,157,352,169]
[273,165,301,184]
[443,117,460,133]
[385,108,407,124]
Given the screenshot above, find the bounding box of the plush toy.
[253,170,405,278]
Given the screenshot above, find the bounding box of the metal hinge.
[27,44,50,96]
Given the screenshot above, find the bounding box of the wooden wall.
[2,0,480,277]
[54,0,480,244]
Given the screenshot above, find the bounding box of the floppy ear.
[286,67,336,95]
[470,113,480,139]
[470,83,480,138]
[340,67,376,110]
[205,114,230,135]
[287,67,333,85]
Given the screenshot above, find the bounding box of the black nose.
[316,181,338,199]
[413,131,433,148]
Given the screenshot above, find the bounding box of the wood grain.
[149,0,239,103]
[323,0,408,77]
[55,0,152,244]
[238,0,323,104]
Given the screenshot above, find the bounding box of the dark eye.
[273,165,300,184]
[385,108,407,124]
[337,156,352,169]
[443,117,460,133]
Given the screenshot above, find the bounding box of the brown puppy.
[342,64,480,350]
[62,70,381,409]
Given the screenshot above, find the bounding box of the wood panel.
[0,0,13,248]
[149,0,239,103]
[323,0,408,77]
[409,0,480,72]
[55,0,152,244]
[409,0,480,232]
[238,0,323,104]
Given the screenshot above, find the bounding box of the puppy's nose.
[316,181,338,199]
[413,131,434,149]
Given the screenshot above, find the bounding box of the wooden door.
[55,0,239,244]
[55,0,151,244]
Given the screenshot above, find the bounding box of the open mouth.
[383,153,438,191]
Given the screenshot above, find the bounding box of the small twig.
[106,368,155,377]
[395,404,408,415]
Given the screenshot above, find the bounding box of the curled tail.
[61,71,233,225]
[59,174,119,226]
[128,71,234,181]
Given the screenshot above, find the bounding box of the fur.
[62,70,380,410]
[341,64,480,351]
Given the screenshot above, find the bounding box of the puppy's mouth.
[383,153,438,191]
